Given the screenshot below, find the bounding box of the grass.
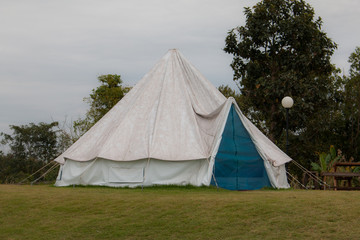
[1,185,360,239]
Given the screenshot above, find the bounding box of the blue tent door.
[211,105,271,190]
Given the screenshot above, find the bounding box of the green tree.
[0,153,45,183]
[1,122,59,162]
[74,74,131,137]
[0,122,60,183]
[349,47,360,78]
[224,0,337,142]
[342,47,360,159]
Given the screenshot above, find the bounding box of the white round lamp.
[281,96,294,109]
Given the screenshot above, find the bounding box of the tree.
[342,47,360,159]
[1,122,59,162]
[224,0,337,142]
[0,122,60,183]
[349,47,360,78]
[0,152,45,183]
[74,74,131,137]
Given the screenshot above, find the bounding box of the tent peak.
[168,48,179,52]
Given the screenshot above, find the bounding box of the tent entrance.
[212,105,271,190]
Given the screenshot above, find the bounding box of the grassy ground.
[1,185,360,240]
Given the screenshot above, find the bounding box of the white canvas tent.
[54,49,291,190]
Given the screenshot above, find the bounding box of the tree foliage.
[74,74,131,137]
[311,145,341,174]
[349,47,360,78]
[224,0,337,142]
[341,47,360,159]
[0,122,60,183]
[1,122,59,162]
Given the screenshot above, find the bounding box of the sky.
[1,0,359,143]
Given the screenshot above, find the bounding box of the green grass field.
[1,185,360,240]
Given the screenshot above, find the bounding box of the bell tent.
[54,49,291,190]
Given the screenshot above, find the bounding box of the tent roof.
[55,49,227,164]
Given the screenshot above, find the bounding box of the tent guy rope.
[18,160,56,184]
[31,161,60,185]
[291,160,330,189]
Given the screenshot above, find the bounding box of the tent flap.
[212,105,271,190]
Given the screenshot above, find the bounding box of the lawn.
[0,184,359,240]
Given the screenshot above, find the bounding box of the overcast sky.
[1,0,359,142]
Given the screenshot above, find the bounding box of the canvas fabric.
[55,49,291,189]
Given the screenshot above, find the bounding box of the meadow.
[1,184,359,239]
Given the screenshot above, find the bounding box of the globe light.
[281,96,294,109]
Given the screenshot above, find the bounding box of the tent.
[54,49,291,190]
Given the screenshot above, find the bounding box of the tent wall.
[55,158,209,187]
[211,105,271,190]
